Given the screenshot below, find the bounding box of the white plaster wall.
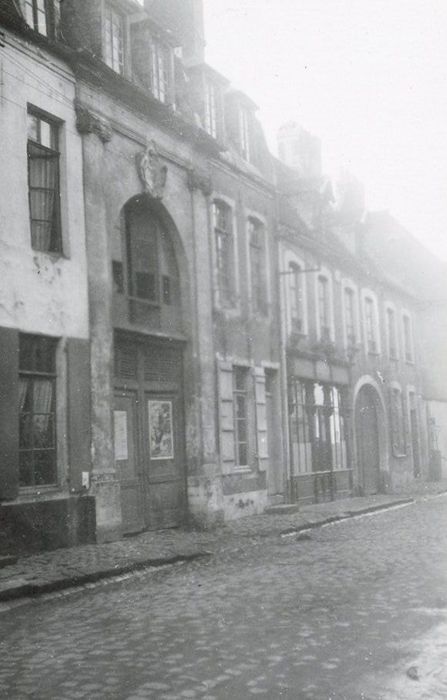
[0,33,88,339]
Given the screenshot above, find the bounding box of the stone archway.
[354,382,388,495]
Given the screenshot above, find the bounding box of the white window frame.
[341,279,360,349]
[315,267,335,342]
[103,2,126,75]
[282,250,308,337]
[204,79,218,138]
[384,301,399,360]
[401,310,414,363]
[361,288,381,355]
[211,194,240,314]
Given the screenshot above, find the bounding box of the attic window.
[25,0,55,37]
[150,40,171,103]
[104,4,125,75]
[204,80,218,138]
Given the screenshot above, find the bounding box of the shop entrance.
[114,337,186,533]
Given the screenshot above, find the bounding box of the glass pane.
[34,414,55,448]
[236,394,246,419]
[39,120,52,148]
[33,378,54,413]
[135,272,156,300]
[27,114,39,142]
[34,450,57,485]
[19,413,33,449]
[18,377,32,410]
[238,443,248,466]
[19,452,34,487]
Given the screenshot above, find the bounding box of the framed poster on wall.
[148,400,174,460]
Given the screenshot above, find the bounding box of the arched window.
[123,199,181,331]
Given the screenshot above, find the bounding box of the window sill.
[231,466,252,475]
[32,248,68,262]
[17,484,63,502]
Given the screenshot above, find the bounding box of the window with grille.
[386,307,397,359]
[249,219,267,314]
[289,263,304,333]
[19,334,58,487]
[390,388,406,456]
[317,275,331,340]
[150,40,170,103]
[204,80,218,138]
[344,287,356,347]
[213,201,235,307]
[105,4,125,75]
[27,109,61,254]
[364,297,378,353]
[25,0,55,37]
[289,380,348,475]
[403,314,413,362]
[233,367,249,467]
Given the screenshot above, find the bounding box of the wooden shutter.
[0,328,19,500]
[218,361,235,474]
[254,367,268,470]
[67,339,91,491]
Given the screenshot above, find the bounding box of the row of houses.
[1,0,446,554]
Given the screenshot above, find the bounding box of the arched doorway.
[112,196,187,533]
[355,385,382,494]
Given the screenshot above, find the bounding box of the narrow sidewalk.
[0,487,446,604]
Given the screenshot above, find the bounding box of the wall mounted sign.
[148,400,174,460]
[113,410,128,461]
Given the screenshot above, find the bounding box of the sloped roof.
[363,211,447,302]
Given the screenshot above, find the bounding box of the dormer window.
[204,80,218,138]
[25,0,55,37]
[104,4,125,75]
[150,40,170,103]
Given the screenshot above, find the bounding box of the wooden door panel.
[356,389,380,495]
[143,392,185,529]
[114,391,144,534]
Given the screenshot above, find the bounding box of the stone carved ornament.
[136,140,168,199]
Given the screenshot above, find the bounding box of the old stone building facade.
[0,0,444,553]
[0,1,94,553]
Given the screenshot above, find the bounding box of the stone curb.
[278,497,415,537]
[0,495,427,604]
[0,551,211,603]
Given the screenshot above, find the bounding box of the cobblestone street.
[1,496,447,699]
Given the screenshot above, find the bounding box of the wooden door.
[356,387,380,495]
[114,338,186,533]
[114,390,144,534]
[143,391,186,529]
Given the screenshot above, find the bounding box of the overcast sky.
[203,0,447,261]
